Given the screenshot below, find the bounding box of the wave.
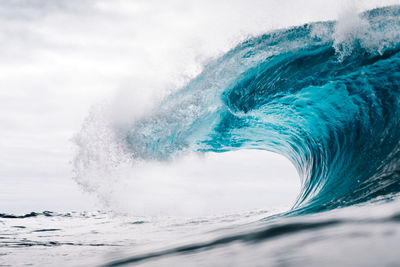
[0,211,101,219]
[74,6,400,214]
[0,211,53,219]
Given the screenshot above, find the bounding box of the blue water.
[2,5,400,267]
[123,5,400,214]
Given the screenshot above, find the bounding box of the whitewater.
[2,4,400,267]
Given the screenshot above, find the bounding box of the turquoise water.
[114,6,400,214]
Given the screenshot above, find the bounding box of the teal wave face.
[124,6,400,213]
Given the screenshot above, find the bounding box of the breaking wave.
[74,6,400,214]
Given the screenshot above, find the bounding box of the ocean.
[2,5,400,267]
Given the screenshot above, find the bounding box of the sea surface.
[1,197,400,266]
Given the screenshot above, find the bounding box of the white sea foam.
[333,4,400,60]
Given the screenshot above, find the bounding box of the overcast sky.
[1,0,399,215]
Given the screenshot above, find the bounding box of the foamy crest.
[72,103,133,207]
[333,8,370,60]
[334,6,400,60]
